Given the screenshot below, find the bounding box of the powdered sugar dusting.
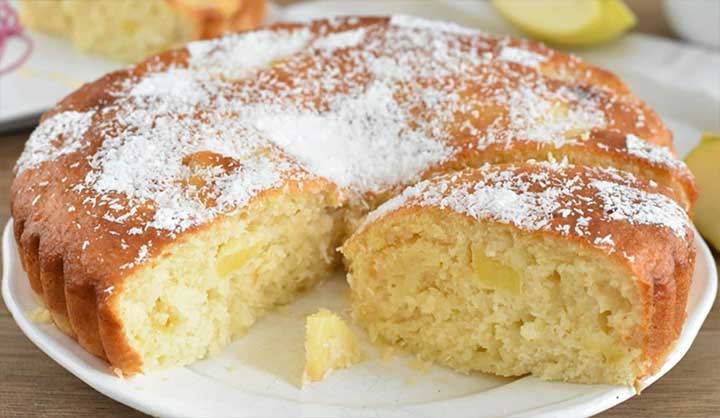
[15,110,94,174]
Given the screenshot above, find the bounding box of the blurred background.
[1,0,718,131]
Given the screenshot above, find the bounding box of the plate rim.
[3,218,717,417]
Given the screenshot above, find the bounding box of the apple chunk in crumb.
[302,308,363,385]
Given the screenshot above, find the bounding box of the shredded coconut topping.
[129,68,205,100]
[625,133,684,170]
[16,110,94,174]
[364,163,691,255]
[312,28,367,50]
[16,16,689,267]
[589,180,690,238]
[83,110,297,233]
[499,46,547,68]
[389,14,481,36]
[498,84,606,147]
[67,16,506,236]
[187,28,313,80]
[249,82,452,191]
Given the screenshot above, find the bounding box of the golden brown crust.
[39,250,74,335]
[10,16,696,376]
[98,281,143,375]
[19,230,42,296]
[644,234,695,375]
[65,279,106,358]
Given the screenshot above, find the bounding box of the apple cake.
[11,16,696,384]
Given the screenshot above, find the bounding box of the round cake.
[11,16,696,382]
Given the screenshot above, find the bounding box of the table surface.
[1,1,718,417]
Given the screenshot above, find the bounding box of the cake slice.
[19,0,265,62]
[342,162,695,386]
[106,176,344,372]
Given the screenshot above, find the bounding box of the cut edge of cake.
[341,162,695,386]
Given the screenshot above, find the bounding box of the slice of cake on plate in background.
[19,0,266,62]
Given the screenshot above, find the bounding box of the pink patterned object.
[0,0,32,76]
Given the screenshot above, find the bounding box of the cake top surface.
[361,161,693,263]
[12,16,692,274]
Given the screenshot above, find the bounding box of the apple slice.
[492,0,636,47]
[685,133,720,250]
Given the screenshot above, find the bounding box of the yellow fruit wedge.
[302,308,363,385]
[492,0,637,47]
[685,133,720,250]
